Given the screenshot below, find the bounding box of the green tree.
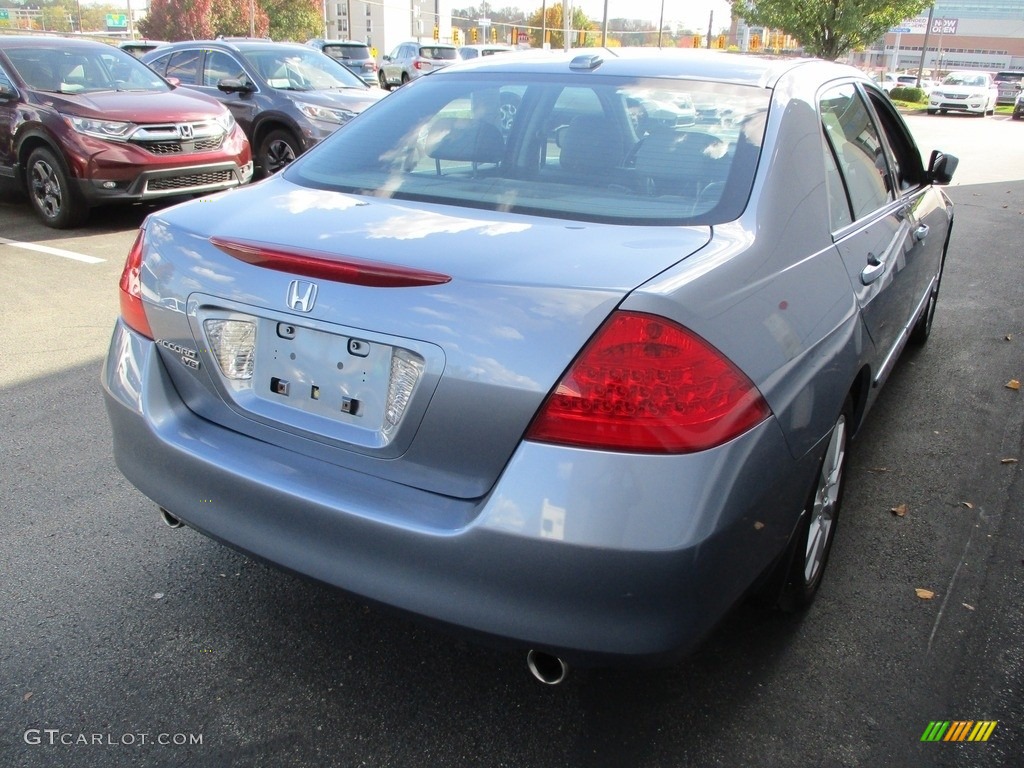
[525,2,594,49]
[729,0,931,60]
[261,0,321,42]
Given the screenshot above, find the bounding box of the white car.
[928,71,998,116]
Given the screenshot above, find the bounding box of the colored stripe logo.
[921,721,998,742]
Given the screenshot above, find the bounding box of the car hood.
[289,87,384,111]
[31,88,225,122]
[141,178,713,498]
[935,84,987,96]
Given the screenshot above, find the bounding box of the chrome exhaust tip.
[159,507,184,529]
[527,650,569,685]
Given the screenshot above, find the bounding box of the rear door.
[0,64,18,178]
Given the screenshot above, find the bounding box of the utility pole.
[706,11,713,49]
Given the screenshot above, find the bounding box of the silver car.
[103,49,957,681]
[379,42,459,89]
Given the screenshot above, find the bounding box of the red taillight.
[525,311,771,454]
[118,228,154,339]
[414,61,425,70]
[210,237,451,288]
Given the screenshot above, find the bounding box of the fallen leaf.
[891,503,908,517]
[916,588,936,600]
[1006,334,1014,341]
[1007,379,1021,390]
[23,692,33,701]
[962,603,975,611]
[1001,458,1020,465]
[753,521,765,530]
[153,593,165,600]
[961,501,974,509]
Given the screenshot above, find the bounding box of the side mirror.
[927,150,958,185]
[218,78,253,94]
[0,81,16,100]
[382,55,392,63]
[165,76,181,88]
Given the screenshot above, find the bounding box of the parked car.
[103,49,957,680]
[992,70,1024,105]
[928,70,998,115]
[1014,88,1024,119]
[144,40,383,176]
[305,39,378,86]
[118,40,168,58]
[0,35,252,228]
[379,42,459,89]
[458,44,514,60]
[879,72,932,96]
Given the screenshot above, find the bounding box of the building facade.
[323,0,455,60]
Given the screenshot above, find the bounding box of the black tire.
[909,249,947,346]
[401,72,410,86]
[257,129,301,177]
[927,108,937,115]
[378,70,390,90]
[776,399,851,613]
[26,147,87,229]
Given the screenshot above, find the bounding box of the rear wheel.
[378,70,390,90]
[26,147,87,229]
[777,400,851,613]
[401,72,410,86]
[910,251,947,346]
[927,108,937,115]
[257,129,300,177]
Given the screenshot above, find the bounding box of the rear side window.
[165,50,201,85]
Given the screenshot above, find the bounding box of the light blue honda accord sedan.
[103,48,957,683]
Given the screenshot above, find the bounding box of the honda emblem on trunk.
[286,280,318,312]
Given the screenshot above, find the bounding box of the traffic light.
[716,34,726,49]
[578,30,585,46]
[510,26,517,46]
[453,28,460,45]
[490,26,497,43]
[750,34,760,50]
[433,26,439,41]
[693,35,701,48]
[471,27,478,43]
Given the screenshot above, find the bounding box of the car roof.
[436,47,844,89]
[309,39,369,48]
[0,35,117,51]
[157,38,304,53]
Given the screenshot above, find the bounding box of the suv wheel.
[258,129,300,177]
[378,70,390,91]
[26,147,87,229]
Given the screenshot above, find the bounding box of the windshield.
[7,46,169,94]
[943,73,987,87]
[321,44,370,61]
[286,72,768,226]
[242,49,367,90]
[419,47,459,61]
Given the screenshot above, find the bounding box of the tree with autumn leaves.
[139,0,323,43]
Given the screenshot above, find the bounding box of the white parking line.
[0,236,105,264]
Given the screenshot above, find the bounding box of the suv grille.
[144,136,225,155]
[132,122,227,155]
[147,170,236,192]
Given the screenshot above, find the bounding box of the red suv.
[0,36,253,228]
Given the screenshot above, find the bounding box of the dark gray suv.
[145,40,383,176]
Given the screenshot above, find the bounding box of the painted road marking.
[0,237,105,264]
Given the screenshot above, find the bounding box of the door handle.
[913,224,930,242]
[861,253,885,285]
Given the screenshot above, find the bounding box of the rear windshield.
[323,44,370,61]
[994,71,1022,82]
[419,47,458,60]
[286,72,769,226]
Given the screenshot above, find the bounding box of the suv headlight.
[296,102,357,125]
[215,110,236,133]
[63,115,136,141]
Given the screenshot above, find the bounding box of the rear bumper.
[102,319,818,664]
